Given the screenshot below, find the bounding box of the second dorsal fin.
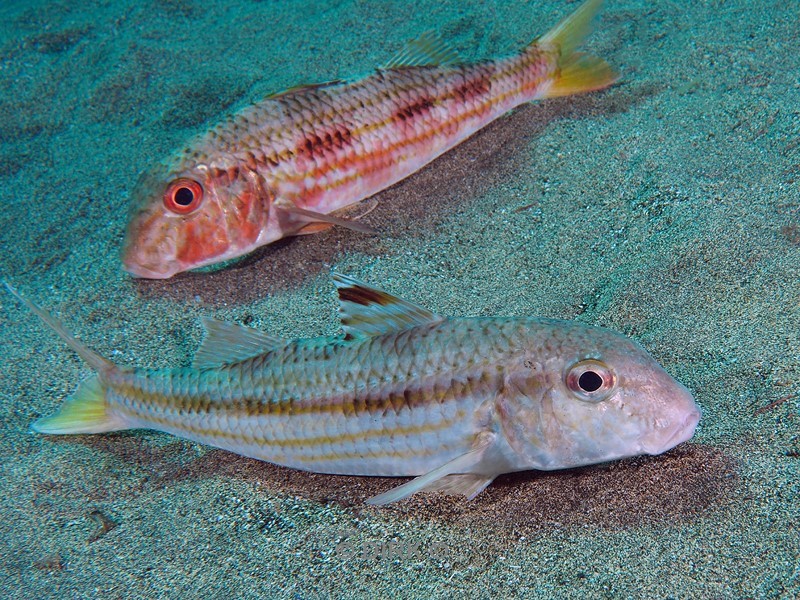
[267,80,344,100]
[332,273,443,338]
[193,318,285,369]
[382,31,461,70]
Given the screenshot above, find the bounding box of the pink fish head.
[501,322,701,471]
[122,161,272,279]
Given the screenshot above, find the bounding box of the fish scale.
[8,273,700,504]
[123,0,620,278]
[94,318,515,477]
[10,1,703,506]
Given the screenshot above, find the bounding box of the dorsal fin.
[332,273,443,338]
[193,317,285,369]
[382,31,461,70]
[267,80,343,100]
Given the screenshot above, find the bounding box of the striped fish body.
[104,317,525,478]
[13,274,700,505]
[123,0,618,278]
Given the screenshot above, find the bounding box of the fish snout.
[665,407,701,448]
[641,384,701,455]
[121,238,180,279]
[121,215,183,279]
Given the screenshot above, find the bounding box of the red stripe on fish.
[122,0,618,279]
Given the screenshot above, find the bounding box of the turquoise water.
[0,0,798,597]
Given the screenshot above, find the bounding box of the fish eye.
[565,359,615,402]
[163,178,204,214]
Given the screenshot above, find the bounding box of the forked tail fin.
[4,281,127,434]
[538,0,619,98]
[32,376,126,434]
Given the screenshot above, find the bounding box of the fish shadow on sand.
[65,434,735,535]
[132,81,661,307]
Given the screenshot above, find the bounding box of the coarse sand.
[0,0,797,597]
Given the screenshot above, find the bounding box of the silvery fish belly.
[8,274,700,505]
[122,0,618,278]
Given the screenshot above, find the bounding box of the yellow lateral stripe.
[110,369,487,417]
[113,386,450,417]
[114,402,464,449]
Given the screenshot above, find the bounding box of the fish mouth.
[123,263,175,279]
[121,232,181,279]
[121,253,179,279]
[664,409,701,448]
[643,409,701,455]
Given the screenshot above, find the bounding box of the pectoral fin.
[366,434,496,505]
[278,204,378,235]
[295,221,335,236]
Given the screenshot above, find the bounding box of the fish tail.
[538,0,619,98]
[3,281,127,434]
[32,376,126,434]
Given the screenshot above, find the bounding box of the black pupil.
[579,371,603,392]
[174,186,195,206]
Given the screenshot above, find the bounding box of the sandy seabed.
[0,0,797,597]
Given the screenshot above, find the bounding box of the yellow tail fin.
[539,0,619,98]
[32,376,126,434]
[4,281,127,435]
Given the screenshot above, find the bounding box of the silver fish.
[7,275,700,505]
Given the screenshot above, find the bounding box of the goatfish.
[7,274,700,505]
[122,0,619,279]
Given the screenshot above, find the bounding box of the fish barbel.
[8,275,700,505]
[123,0,618,278]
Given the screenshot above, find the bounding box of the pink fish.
[123,0,618,278]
